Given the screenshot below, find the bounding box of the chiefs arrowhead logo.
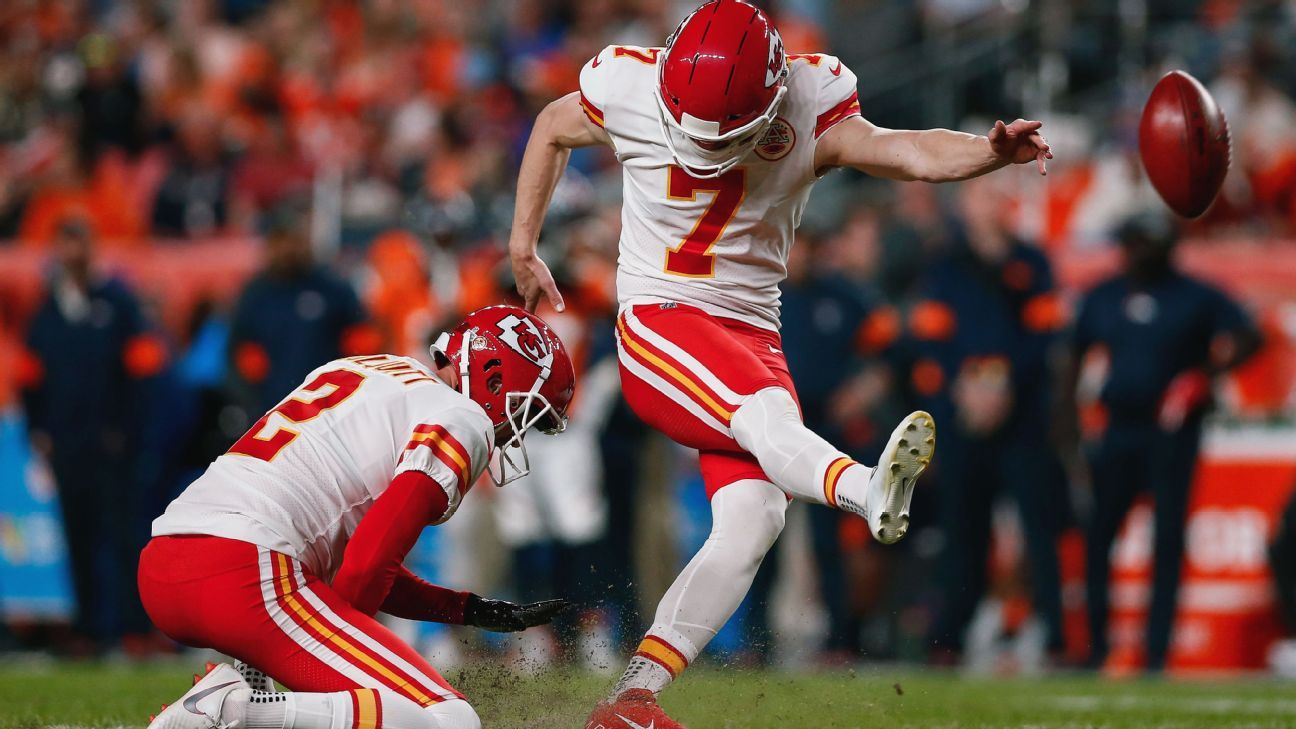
[754,117,796,161]
[495,314,553,369]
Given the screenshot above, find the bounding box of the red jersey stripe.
[579,92,605,128]
[406,425,471,487]
[815,92,861,139]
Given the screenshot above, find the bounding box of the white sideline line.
[1050,695,1296,714]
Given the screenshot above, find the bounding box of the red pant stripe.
[617,315,738,424]
[269,553,440,706]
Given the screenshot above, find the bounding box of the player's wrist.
[508,234,540,258]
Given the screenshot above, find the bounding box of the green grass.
[2,660,1295,728]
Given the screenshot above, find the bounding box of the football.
[1138,70,1231,218]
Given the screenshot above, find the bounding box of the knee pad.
[730,387,800,451]
[711,479,787,558]
[425,699,480,729]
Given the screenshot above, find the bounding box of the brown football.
[1138,70,1231,218]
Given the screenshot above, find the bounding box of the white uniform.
[578,46,862,331]
[153,354,493,580]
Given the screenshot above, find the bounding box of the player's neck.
[436,364,460,389]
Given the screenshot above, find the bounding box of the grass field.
[2,660,1295,728]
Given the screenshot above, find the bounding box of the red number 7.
[229,369,366,462]
[664,165,746,278]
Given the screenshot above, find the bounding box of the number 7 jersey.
[152,355,494,580]
[579,46,861,331]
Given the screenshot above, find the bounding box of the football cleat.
[146,662,247,729]
[865,411,936,544]
[585,689,685,729]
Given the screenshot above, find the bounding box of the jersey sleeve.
[577,46,613,131]
[811,55,861,140]
[395,405,492,524]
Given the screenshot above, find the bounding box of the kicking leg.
[617,305,934,545]
[731,386,935,542]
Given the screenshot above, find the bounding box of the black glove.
[462,595,567,632]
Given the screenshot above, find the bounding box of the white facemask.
[431,331,566,488]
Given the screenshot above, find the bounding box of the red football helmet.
[432,305,575,487]
[655,0,788,178]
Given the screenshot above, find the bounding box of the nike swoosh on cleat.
[615,714,654,729]
[183,682,238,715]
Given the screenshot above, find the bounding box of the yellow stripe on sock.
[823,457,852,508]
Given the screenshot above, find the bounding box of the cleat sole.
[872,412,936,545]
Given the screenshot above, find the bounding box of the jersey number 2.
[228,369,366,462]
[664,165,746,278]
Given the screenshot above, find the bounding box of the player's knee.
[424,698,480,729]
[731,386,800,450]
[712,479,787,558]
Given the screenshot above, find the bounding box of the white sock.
[730,386,873,514]
[232,687,463,729]
[614,481,787,696]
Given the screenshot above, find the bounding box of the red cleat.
[585,689,685,729]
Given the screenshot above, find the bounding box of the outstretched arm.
[509,91,612,312]
[332,473,567,630]
[814,117,1052,182]
[331,471,453,616]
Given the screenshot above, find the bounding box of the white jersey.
[579,47,862,330]
[153,354,493,580]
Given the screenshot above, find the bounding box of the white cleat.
[865,411,935,544]
[147,662,247,729]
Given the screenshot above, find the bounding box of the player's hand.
[511,251,566,313]
[1158,369,1212,431]
[989,119,1052,175]
[463,595,567,632]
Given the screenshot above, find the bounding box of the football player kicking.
[508,2,1052,726]
[139,305,575,729]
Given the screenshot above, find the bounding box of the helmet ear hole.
[486,372,503,395]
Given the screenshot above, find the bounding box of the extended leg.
[731,387,935,542]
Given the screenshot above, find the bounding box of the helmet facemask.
[654,84,786,178]
[434,328,568,488]
[491,386,565,487]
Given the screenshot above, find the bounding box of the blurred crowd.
[1,0,1295,674]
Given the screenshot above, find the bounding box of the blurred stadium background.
[1,0,1296,709]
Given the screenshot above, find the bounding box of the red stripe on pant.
[617,314,741,421]
[269,553,440,706]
